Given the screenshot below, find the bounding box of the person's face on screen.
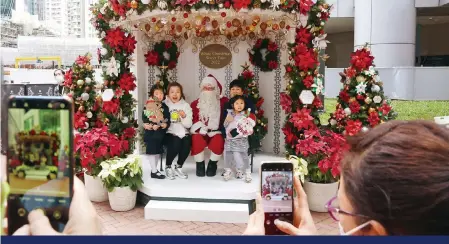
[230,86,243,97]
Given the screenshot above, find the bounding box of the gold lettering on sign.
[199,44,232,69]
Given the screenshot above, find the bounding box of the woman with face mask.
[244,120,449,236]
[53,69,65,96]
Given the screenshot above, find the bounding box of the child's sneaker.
[223,168,232,181]
[151,171,166,179]
[235,169,244,179]
[165,167,175,180]
[174,165,188,179]
[244,171,252,183]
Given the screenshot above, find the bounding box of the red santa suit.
[190,75,229,177]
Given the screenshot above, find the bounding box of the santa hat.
[200,74,222,96]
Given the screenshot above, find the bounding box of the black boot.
[196,161,206,177]
[206,160,218,177]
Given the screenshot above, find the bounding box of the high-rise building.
[67,0,84,38]
[44,0,67,36]
[84,0,99,38]
[0,0,16,19]
[26,0,45,21]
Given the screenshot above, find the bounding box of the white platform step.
[144,200,249,224]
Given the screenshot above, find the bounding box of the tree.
[236,63,268,152]
[328,44,397,136]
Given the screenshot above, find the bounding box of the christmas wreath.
[144,40,180,70]
[248,38,279,72]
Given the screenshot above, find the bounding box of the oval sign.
[199,44,232,69]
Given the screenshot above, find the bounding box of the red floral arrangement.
[144,40,179,70]
[248,38,279,72]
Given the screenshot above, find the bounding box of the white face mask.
[55,75,64,83]
[339,221,371,236]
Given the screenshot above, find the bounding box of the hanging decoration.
[248,38,279,72]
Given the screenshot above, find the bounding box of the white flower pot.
[108,186,137,212]
[84,174,108,202]
[303,181,339,213]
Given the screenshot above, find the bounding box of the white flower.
[77,80,84,86]
[356,76,366,83]
[330,119,337,126]
[356,82,367,94]
[162,51,170,61]
[312,34,329,50]
[121,116,129,123]
[85,77,92,84]
[344,107,351,115]
[157,0,167,9]
[271,0,281,10]
[218,3,223,7]
[299,14,308,27]
[81,92,90,101]
[364,66,376,76]
[373,96,382,104]
[259,48,268,61]
[84,122,89,129]
[100,48,108,56]
[106,56,120,77]
[289,156,308,183]
[311,77,324,95]
[371,85,381,93]
[86,112,93,118]
[100,31,106,38]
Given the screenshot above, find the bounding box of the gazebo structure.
[90,0,331,223]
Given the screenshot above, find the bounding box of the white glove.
[199,127,207,135]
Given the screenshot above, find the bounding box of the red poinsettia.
[349,101,361,114]
[118,72,136,92]
[282,125,297,145]
[345,120,362,136]
[334,108,346,121]
[64,69,73,87]
[312,97,323,108]
[75,55,89,66]
[74,111,88,130]
[338,90,350,103]
[165,40,173,49]
[145,51,159,66]
[285,65,293,73]
[298,0,314,15]
[295,129,326,157]
[296,27,312,44]
[368,111,380,127]
[379,102,392,116]
[105,27,125,49]
[345,67,356,78]
[268,61,278,69]
[168,61,177,69]
[350,48,375,71]
[102,98,120,115]
[123,35,137,54]
[268,42,278,52]
[242,70,254,80]
[233,0,251,10]
[290,108,315,130]
[123,127,136,139]
[303,75,314,88]
[280,92,292,113]
[295,50,318,70]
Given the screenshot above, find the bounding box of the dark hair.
[53,69,65,76]
[229,79,244,90]
[149,84,164,98]
[229,95,246,109]
[341,120,449,235]
[166,82,185,100]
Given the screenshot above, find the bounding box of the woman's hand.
[152,124,160,130]
[179,111,186,118]
[243,195,265,235]
[161,123,167,129]
[274,177,317,235]
[13,177,102,235]
[144,123,152,130]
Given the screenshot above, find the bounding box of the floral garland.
[89,1,138,174]
[280,0,347,184]
[144,40,180,70]
[329,44,397,136]
[248,38,279,72]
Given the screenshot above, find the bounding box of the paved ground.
[94,202,339,235]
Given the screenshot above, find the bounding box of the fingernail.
[274,219,280,225]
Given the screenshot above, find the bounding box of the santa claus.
[190,75,229,177]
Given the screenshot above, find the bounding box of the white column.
[354,0,416,67]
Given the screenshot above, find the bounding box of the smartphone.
[260,161,294,235]
[6,96,74,235]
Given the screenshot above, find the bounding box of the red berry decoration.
[183,13,188,18]
[171,25,175,30]
[226,21,232,28]
[152,17,156,22]
[286,25,290,30]
[221,12,226,17]
[172,17,177,22]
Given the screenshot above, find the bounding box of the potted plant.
[293,128,348,212]
[75,127,126,202]
[98,155,143,212]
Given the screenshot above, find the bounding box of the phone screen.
[261,162,294,235]
[6,97,73,235]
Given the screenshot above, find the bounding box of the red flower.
[165,41,172,49]
[233,0,251,10]
[338,90,350,103]
[334,108,346,121]
[64,69,73,87]
[296,27,312,44]
[168,61,177,69]
[295,50,318,70]
[123,127,136,139]
[224,1,231,8]
[268,61,278,70]
[115,88,124,98]
[349,101,361,114]
[75,55,89,66]
[298,0,314,15]
[285,65,293,73]
[357,94,365,100]
[118,72,136,92]
[102,98,120,115]
[290,108,315,130]
[312,97,323,108]
[303,75,313,88]
[105,27,125,49]
[242,70,254,80]
[145,51,159,66]
[368,112,380,127]
[74,111,88,130]
[268,42,278,52]
[255,39,262,48]
[345,67,356,78]
[282,125,297,145]
[345,120,362,136]
[123,35,137,54]
[280,92,292,113]
[379,103,392,116]
[350,48,375,71]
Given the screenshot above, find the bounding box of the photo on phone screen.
[261,162,294,235]
[6,97,73,235]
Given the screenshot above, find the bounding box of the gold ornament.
[349,97,356,103]
[232,19,241,27]
[79,106,85,112]
[130,0,138,9]
[279,20,286,29]
[260,22,267,30]
[145,24,151,32]
[368,108,375,113]
[299,71,305,77]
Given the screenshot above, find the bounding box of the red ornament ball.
[226,21,232,28]
[221,12,226,17]
[286,25,291,30]
[172,17,177,22]
[152,18,156,22]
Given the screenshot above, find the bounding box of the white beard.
[198,90,220,130]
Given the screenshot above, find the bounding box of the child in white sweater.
[163,82,193,180]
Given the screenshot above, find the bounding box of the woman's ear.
[362,220,388,236]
